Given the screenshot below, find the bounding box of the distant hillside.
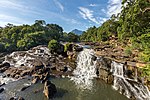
[71,29,83,35]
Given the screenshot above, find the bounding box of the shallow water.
[0,77,128,100]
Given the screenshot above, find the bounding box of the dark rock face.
[9,96,25,100]
[91,55,97,61]
[20,85,30,91]
[32,77,39,84]
[0,62,11,73]
[96,57,113,84]
[43,80,57,99]
[0,88,4,93]
[0,83,5,87]
[73,45,83,52]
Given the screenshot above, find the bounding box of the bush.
[17,38,36,50]
[48,39,62,53]
[64,43,73,52]
[5,43,17,52]
[124,47,132,56]
[140,64,150,81]
[139,49,150,62]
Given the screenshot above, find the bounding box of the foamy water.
[111,61,150,100]
[71,49,97,90]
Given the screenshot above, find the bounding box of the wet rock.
[32,77,39,84]
[0,83,5,87]
[73,45,83,52]
[67,51,75,59]
[0,67,8,73]
[107,75,114,84]
[49,57,56,63]
[41,72,50,83]
[0,62,10,68]
[30,65,44,74]
[0,88,4,93]
[9,96,25,100]
[99,69,109,83]
[63,66,68,72]
[43,80,57,99]
[96,57,112,71]
[20,85,30,91]
[51,66,57,70]
[125,70,133,78]
[91,55,97,61]
[21,70,30,77]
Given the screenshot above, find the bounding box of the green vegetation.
[64,43,73,52]
[0,20,79,52]
[124,47,132,56]
[48,39,61,53]
[61,32,80,42]
[140,64,150,81]
[80,0,150,61]
[0,43,5,52]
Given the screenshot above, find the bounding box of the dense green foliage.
[0,43,5,52]
[0,20,79,52]
[140,64,150,81]
[61,32,79,42]
[64,43,73,52]
[0,20,63,51]
[80,17,119,42]
[48,39,61,53]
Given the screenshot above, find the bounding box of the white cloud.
[99,17,108,24]
[78,7,100,24]
[106,0,122,17]
[0,14,30,26]
[53,0,64,12]
[101,9,106,13]
[0,0,41,15]
[89,4,97,7]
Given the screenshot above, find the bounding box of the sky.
[0,0,122,32]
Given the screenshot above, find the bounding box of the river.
[0,77,128,100]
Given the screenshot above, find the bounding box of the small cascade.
[0,74,16,84]
[111,61,150,100]
[4,46,51,68]
[71,49,97,90]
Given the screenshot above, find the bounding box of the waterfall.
[111,61,150,100]
[71,49,97,90]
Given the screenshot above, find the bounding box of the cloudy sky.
[0,0,122,32]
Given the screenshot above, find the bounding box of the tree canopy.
[0,20,63,51]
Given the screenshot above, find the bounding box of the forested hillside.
[80,0,150,62]
[0,20,79,52]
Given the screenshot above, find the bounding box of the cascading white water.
[71,49,97,90]
[111,61,150,100]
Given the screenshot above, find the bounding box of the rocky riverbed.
[0,43,149,100]
[0,44,82,99]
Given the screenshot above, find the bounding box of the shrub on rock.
[48,39,64,54]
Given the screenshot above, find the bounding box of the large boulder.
[73,44,83,52]
[43,80,57,99]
